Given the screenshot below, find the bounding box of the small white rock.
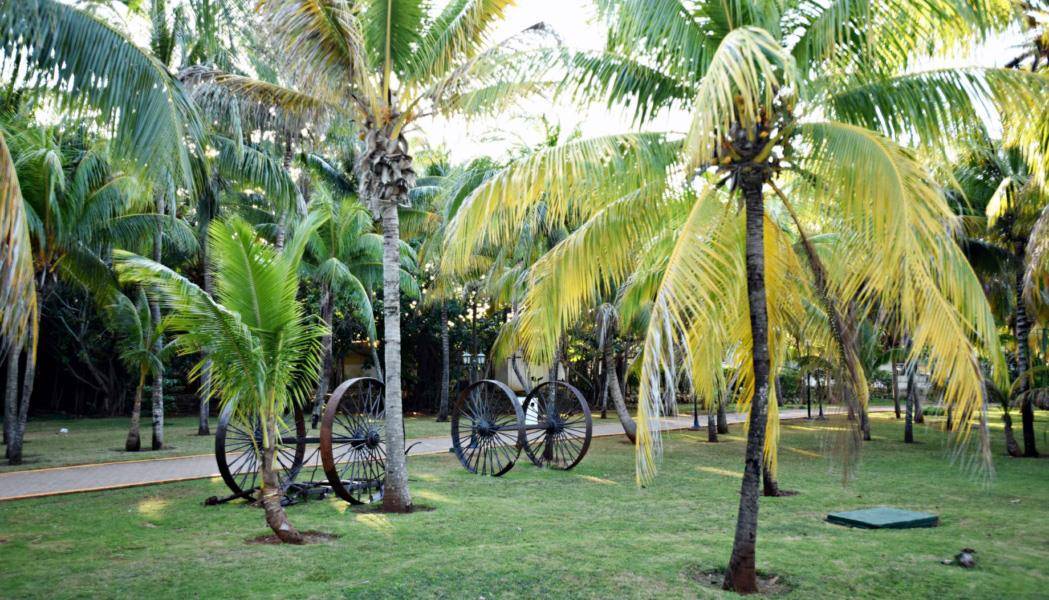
[58,428,69,434]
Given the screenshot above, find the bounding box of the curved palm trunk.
[380,200,411,512]
[707,403,718,442]
[1014,267,1039,457]
[312,282,334,427]
[511,355,532,395]
[261,413,303,544]
[436,301,450,421]
[724,171,771,594]
[604,345,636,443]
[125,369,147,451]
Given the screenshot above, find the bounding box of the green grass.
[0,414,452,473]
[1,413,1046,599]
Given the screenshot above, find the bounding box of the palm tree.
[954,140,1047,457]
[102,289,174,452]
[0,0,201,460]
[116,217,325,543]
[443,1,1036,591]
[303,188,419,423]
[182,0,555,511]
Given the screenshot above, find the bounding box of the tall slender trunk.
[707,402,718,442]
[380,200,411,512]
[9,341,35,464]
[604,341,636,443]
[198,224,213,436]
[724,170,770,594]
[913,382,924,424]
[511,355,532,396]
[4,342,19,452]
[1014,264,1038,457]
[891,361,901,419]
[904,363,915,444]
[436,301,450,421]
[125,369,147,451]
[150,193,165,451]
[717,394,729,434]
[312,282,334,427]
[260,412,303,544]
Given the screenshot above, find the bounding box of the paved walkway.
[0,407,874,501]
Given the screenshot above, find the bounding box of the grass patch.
[0,415,1046,598]
[0,415,452,473]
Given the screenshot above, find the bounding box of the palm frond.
[405,0,514,85]
[0,131,37,353]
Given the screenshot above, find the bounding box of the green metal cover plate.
[826,507,939,529]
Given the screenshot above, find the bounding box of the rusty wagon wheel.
[214,403,307,500]
[521,381,593,470]
[451,379,525,476]
[320,377,387,504]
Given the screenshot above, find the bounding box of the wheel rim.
[522,382,592,470]
[215,404,306,499]
[451,380,523,476]
[320,377,386,504]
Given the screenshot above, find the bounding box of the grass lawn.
[0,413,1046,598]
[0,414,453,473]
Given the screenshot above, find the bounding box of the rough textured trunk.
[707,404,718,442]
[125,370,146,452]
[370,343,384,382]
[604,344,636,443]
[150,197,165,451]
[198,231,213,436]
[436,301,450,421]
[724,170,770,595]
[913,385,924,424]
[511,355,532,396]
[312,283,333,427]
[891,361,901,419]
[379,200,411,512]
[1014,266,1038,457]
[261,413,303,544]
[4,342,19,453]
[9,343,34,464]
[1002,410,1023,457]
[762,469,781,497]
[904,365,915,444]
[717,396,729,434]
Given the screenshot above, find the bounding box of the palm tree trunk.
[312,282,334,427]
[904,364,915,444]
[150,196,165,451]
[9,344,34,464]
[260,412,303,544]
[891,361,901,419]
[125,370,146,451]
[724,171,771,594]
[604,342,636,443]
[1013,265,1038,457]
[436,301,450,421]
[198,225,213,436]
[4,341,19,453]
[379,200,411,513]
[707,402,718,442]
[511,355,532,395]
[717,395,729,434]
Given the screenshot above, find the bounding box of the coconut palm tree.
[101,289,175,452]
[443,1,1038,591]
[954,140,1047,457]
[303,188,420,423]
[115,216,325,543]
[181,0,556,511]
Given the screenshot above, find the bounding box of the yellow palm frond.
[441,133,679,275]
[684,26,797,168]
[0,132,38,354]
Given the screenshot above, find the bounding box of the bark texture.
[125,370,146,451]
[380,199,411,512]
[261,414,303,544]
[312,283,333,427]
[1014,267,1039,456]
[436,302,450,421]
[724,167,770,595]
[150,199,165,451]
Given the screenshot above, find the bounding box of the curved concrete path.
[0,407,874,501]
